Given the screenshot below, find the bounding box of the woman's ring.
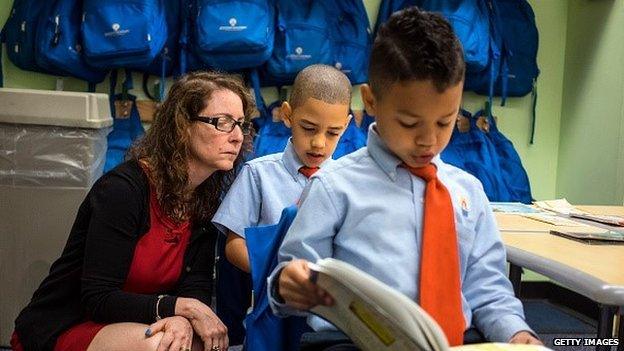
[211,347,220,351]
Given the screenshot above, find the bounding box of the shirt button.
[185,266,191,272]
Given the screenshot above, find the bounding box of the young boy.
[212,64,352,272]
[269,7,541,348]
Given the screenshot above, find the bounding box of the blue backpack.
[440,110,510,202]
[214,230,251,346]
[35,0,109,84]
[244,206,311,351]
[477,109,533,203]
[262,0,334,86]
[493,0,539,100]
[104,71,145,173]
[333,115,367,159]
[141,0,183,101]
[189,0,275,71]
[329,1,372,84]
[375,0,491,75]
[251,101,292,159]
[143,0,182,77]
[81,0,168,69]
[2,0,50,74]
[465,0,539,103]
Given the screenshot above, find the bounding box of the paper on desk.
[533,198,589,215]
[490,202,540,214]
[520,213,588,227]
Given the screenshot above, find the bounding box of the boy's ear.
[280,101,293,128]
[360,84,377,117]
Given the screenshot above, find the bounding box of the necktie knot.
[404,163,437,182]
[299,166,320,178]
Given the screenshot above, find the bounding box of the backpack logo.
[287,46,311,61]
[105,22,130,37]
[219,17,247,32]
[335,62,351,74]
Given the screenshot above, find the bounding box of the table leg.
[597,305,617,351]
[509,263,523,297]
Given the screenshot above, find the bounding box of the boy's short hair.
[369,6,465,97]
[289,64,352,110]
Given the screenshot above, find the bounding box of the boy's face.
[362,79,463,168]
[282,98,351,168]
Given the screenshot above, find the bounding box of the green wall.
[556,0,624,205]
[0,0,591,204]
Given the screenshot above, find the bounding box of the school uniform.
[268,123,533,343]
[213,139,332,237]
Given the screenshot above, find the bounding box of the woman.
[12,71,254,351]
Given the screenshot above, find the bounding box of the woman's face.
[188,89,245,175]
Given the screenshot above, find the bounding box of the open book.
[309,258,550,351]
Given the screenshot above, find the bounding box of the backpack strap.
[109,69,133,117]
[109,69,119,117]
[178,0,192,75]
[0,27,5,87]
[492,0,510,107]
[530,79,537,144]
[249,69,269,126]
[142,72,156,101]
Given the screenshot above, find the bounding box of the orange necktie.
[299,166,320,178]
[405,163,465,346]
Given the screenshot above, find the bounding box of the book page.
[452,343,551,351]
[533,199,588,215]
[520,213,588,227]
[309,259,449,351]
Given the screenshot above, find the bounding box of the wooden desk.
[496,206,624,350]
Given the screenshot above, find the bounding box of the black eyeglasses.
[190,115,252,135]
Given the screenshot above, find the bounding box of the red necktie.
[405,163,465,346]
[299,166,320,178]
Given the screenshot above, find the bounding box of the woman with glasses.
[12,72,254,351]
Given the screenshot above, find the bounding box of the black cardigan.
[15,161,218,351]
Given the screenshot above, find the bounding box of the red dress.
[12,187,191,351]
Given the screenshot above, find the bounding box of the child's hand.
[278,259,334,310]
[509,331,543,345]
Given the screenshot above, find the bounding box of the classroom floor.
[523,299,604,351]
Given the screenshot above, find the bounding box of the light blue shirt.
[268,124,532,342]
[213,140,332,238]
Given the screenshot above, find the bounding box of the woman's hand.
[147,316,194,351]
[176,297,228,351]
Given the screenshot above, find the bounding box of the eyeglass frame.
[190,114,252,135]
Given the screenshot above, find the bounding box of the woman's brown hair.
[129,71,255,223]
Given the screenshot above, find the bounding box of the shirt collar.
[281,139,333,180]
[366,123,443,181]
